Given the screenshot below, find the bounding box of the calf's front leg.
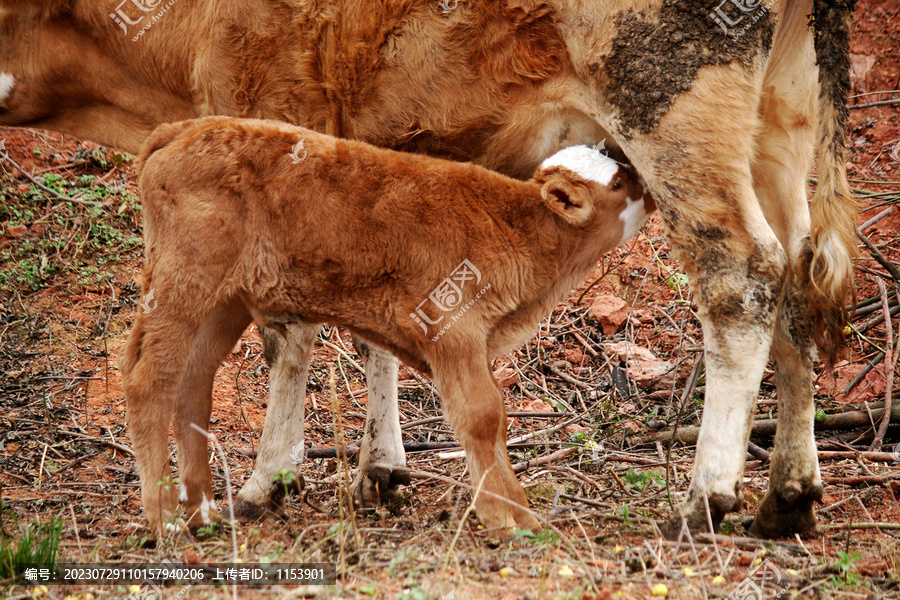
[432,349,540,533]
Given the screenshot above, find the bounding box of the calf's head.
[534,145,654,248]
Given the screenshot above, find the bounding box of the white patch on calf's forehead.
[0,73,15,106]
[540,145,619,186]
[618,196,651,246]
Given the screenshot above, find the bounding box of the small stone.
[589,294,629,335]
[493,366,518,388]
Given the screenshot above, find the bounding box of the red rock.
[589,294,629,335]
[493,366,519,388]
[522,399,553,413]
[820,360,886,403]
[5,224,27,237]
[602,341,675,389]
[564,348,585,365]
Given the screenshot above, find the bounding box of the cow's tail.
[806,0,858,363]
[137,120,196,172]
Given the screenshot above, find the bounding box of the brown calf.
[122,116,652,534]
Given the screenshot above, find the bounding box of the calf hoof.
[351,463,411,507]
[749,480,823,538]
[661,492,742,540]
[477,505,541,537]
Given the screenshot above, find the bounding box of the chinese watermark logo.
[140,288,158,313]
[890,140,900,164]
[109,0,180,42]
[709,0,774,40]
[410,259,490,341]
[438,0,458,14]
[290,442,304,465]
[727,559,786,600]
[289,139,308,164]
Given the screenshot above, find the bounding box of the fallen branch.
[817,450,900,462]
[821,475,899,486]
[822,521,900,531]
[512,447,577,473]
[400,411,574,430]
[859,206,895,231]
[869,279,895,451]
[635,404,900,447]
[858,229,900,282]
[57,428,134,456]
[849,98,900,109]
[842,351,885,395]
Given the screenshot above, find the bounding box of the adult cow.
[0,0,858,538]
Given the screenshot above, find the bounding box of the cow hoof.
[351,463,411,507]
[749,480,823,538]
[661,492,742,540]
[233,496,287,521]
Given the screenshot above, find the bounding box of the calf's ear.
[540,175,592,225]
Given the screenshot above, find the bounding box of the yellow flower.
[558,564,574,578]
[651,583,668,596]
[613,545,624,555]
[753,557,762,566]
[499,566,514,578]
[843,325,853,336]
[682,567,693,576]
[129,584,142,595]
[32,586,49,597]
[786,568,798,576]
[712,575,726,584]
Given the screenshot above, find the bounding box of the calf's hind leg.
[432,349,540,533]
[350,336,408,506]
[171,300,252,527]
[122,294,248,533]
[234,323,319,519]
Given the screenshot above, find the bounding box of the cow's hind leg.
[432,347,539,533]
[749,4,824,537]
[172,300,252,528]
[349,336,408,506]
[234,323,319,520]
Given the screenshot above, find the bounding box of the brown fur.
[123,116,650,533]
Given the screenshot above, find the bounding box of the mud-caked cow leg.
[746,1,849,536]
[603,53,789,535]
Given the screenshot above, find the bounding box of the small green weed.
[0,514,64,581]
[622,468,664,492]
[830,550,862,588]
